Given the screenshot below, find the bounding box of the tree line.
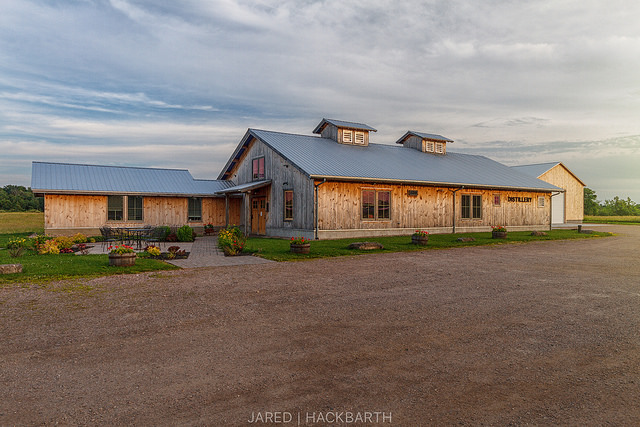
[584,188,640,216]
[0,185,44,212]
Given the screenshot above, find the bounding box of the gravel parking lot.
[2,225,639,425]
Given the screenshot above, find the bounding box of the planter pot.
[205,229,215,235]
[290,243,311,254]
[109,252,136,266]
[411,235,429,246]
[492,231,508,239]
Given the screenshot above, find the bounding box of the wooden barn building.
[32,118,585,238]
[512,162,585,224]
[216,119,564,239]
[31,162,241,236]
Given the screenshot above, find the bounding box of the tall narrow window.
[493,194,501,206]
[362,190,375,219]
[127,196,143,221]
[461,194,482,219]
[252,157,265,180]
[377,191,390,219]
[188,198,202,221]
[107,196,123,221]
[284,190,293,221]
[538,196,545,207]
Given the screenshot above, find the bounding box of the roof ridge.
[32,161,190,172]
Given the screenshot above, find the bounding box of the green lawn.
[0,211,44,234]
[585,215,640,225]
[246,229,613,262]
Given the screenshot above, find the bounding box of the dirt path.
[2,226,639,425]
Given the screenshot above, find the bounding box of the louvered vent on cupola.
[395,131,453,155]
[312,118,377,147]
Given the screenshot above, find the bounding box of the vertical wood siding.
[539,165,584,222]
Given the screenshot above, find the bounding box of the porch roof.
[215,179,271,194]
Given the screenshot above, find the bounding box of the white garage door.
[552,192,565,224]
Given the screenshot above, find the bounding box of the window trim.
[538,196,545,208]
[435,142,445,154]
[252,156,265,181]
[107,195,124,221]
[361,189,391,221]
[354,131,365,145]
[425,141,435,152]
[461,193,482,219]
[188,197,202,222]
[342,129,353,143]
[284,190,294,221]
[493,194,501,207]
[127,195,144,222]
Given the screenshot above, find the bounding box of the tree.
[583,187,599,215]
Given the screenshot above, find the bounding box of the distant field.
[585,215,640,225]
[0,212,44,234]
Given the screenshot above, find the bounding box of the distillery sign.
[508,196,533,203]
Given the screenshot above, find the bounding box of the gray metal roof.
[216,180,272,194]
[312,118,377,134]
[395,131,453,144]
[511,162,560,178]
[31,162,232,196]
[237,129,561,191]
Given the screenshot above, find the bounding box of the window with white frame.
[342,130,353,143]
[538,196,545,207]
[354,131,365,145]
[435,142,445,154]
[426,141,435,152]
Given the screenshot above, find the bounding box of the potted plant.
[290,236,311,254]
[491,225,508,239]
[204,223,215,235]
[411,230,429,245]
[108,245,136,266]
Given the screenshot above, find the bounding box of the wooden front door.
[251,197,267,235]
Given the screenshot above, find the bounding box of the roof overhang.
[309,175,562,193]
[215,180,272,195]
[32,189,225,198]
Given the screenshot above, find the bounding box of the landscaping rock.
[456,237,476,242]
[0,264,23,274]
[531,231,548,236]
[347,242,384,250]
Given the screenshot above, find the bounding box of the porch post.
[225,194,229,226]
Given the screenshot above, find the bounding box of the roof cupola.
[313,118,377,146]
[395,131,453,155]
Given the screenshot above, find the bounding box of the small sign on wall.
[508,196,533,203]
[407,190,418,197]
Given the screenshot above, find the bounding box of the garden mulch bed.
[1,225,639,425]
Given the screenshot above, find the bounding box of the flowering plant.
[204,222,215,230]
[413,230,429,237]
[290,236,308,245]
[218,225,246,256]
[145,245,161,257]
[491,225,507,232]
[108,245,135,255]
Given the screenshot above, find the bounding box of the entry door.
[552,192,565,224]
[251,197,267,235]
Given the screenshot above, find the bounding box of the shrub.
[167,246,180,254]
[54,236,74,250]
[218,225,246,256]
[156,226,171,241]
[38,239,60,255]
[108,245,135,254]
[166,233,178,242]
[145,245,161,257]
[7,237,29,250]
[177,225,195,242]
[72,233,87,244]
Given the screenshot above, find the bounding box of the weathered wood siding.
[43,194,236,236]
[227,136,314,237]
[538,165,584,222]
[316,182,550,238]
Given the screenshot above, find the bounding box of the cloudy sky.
[1,0,639,202]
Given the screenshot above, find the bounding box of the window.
[362,190,391,220]
[284,190,293,221]
[354,131,365,145]
[426,141,435,152]
[252,157,265,180]
[188,198,202,221]
[461,194,482,219]
[107,196,123,221]
[377,191,390,219]
[342,130,353,143]
[435,142,445,154]
[538,196,545,207]
[127,196,143,221]
[493,194,501,207]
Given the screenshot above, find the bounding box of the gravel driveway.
[2,225,639,425]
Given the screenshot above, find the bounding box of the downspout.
[314,179,327,240]
[450,186,464,234]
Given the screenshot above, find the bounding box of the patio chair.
[143,226,165,250]
[99,226,120,250]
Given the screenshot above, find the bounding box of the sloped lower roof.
[512,162,586,186]
[395,131,453,144]
[312,118,377,134]
[31,162,232,196]
[220,129,561,192]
